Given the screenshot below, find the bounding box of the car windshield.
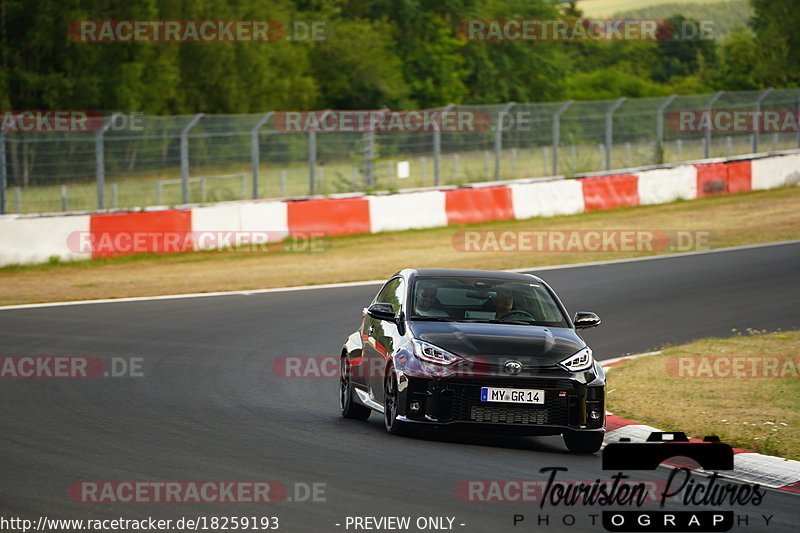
[410,277,567,327]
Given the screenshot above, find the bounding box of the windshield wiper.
[411,316,456,321]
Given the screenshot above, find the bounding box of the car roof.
[398,268,544,283]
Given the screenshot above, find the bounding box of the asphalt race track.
[1,242,799,532]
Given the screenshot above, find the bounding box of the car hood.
[408,320,585,366]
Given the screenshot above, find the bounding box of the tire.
[383,365,408,435]
[563,431,604,454]
[340,356,370,420]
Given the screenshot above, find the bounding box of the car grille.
[447,383,571,426]
[469,404,550,424]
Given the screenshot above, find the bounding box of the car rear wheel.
[562,431,604,454]
[384,366,407,435]
[340,357,370,420]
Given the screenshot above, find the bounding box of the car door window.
[375,277,404,316]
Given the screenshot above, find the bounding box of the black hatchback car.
[339,268,606,453]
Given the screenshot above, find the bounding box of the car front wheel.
[340,356,370,420]
[384,366,407,435]
[562,430,604,454]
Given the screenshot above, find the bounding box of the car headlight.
[412,339,462,365]
[558,347,594,372]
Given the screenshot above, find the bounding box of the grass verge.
[606,330,800,460]
[0,186,799,306]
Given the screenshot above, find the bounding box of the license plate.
[480,387,544,404]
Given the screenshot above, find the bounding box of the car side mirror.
[367,302,397,322]
[573,311,601,329]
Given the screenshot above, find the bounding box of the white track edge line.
[600,351,662,367]
[507,239,800,274]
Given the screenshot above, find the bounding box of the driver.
[415,285,448,317]
[492,286,514,318]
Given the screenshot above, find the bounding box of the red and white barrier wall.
[0,214,91,265]
[1,150,798,266]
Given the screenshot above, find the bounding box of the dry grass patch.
[607,330,800,460]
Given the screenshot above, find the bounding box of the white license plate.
[480,387,544,404]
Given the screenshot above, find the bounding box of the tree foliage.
[0,0,795,112]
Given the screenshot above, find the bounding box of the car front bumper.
[396,375,605,435]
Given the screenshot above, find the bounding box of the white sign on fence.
[397,161,410,179]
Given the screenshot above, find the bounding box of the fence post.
[365,109,386,189]
[308,130,317,195]
[751,88,773,153]
[704,91,724,158]
[797,93,800,148]
[656,94,677,162]
[605,97,626,170]
[95,114,118,211]
[181,114,203,205]
[95,126,105,210]
[552,100,573,175]
[434,104,454,186]
[251,112,273,199]
[365,128,374,189]
[433,127,441,186]
[310,110,334,195]
[61,185,68,211]
[0,133,6,214]
[495,102,515,180]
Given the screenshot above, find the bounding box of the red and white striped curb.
[1,149,799,266]
[601,353,800,493]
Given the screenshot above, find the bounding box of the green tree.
[652,15,717,83]
[748,0,800,86]
[311,18,408,109]
[363,0,469,107]
[564,68,672,100]
[460,0,568,103]
[711,28,761,89]
[168,0,317,112]
[0,0,184,112]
